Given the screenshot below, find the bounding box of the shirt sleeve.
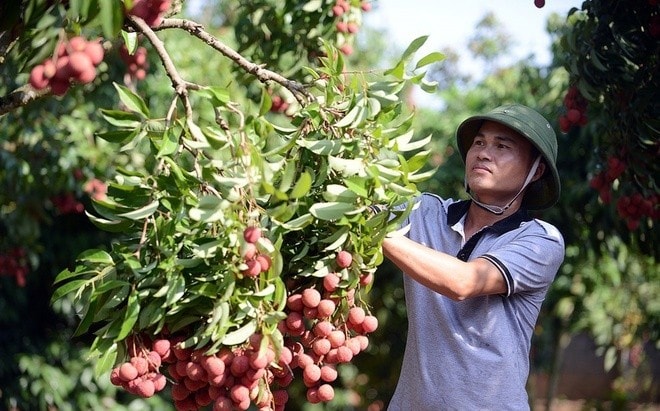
[479,220,565,297]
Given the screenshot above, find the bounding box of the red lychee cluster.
[0,247,29,287]
[83,178,108,201]
[50,192,85,215]
[166,336,290,411]
[110,245,377,409]
[589,155,659,230]
[29,37,104,95]
[616,193,659,231]
[589,155,626,204]
[119,45,149,81]
[110,339,167,398]
[559,86,589,133]
[126,0,171,27]
[240,227,272,278]
[113,333,293,411]
[269,94,289,114]
[331,0,372,56]
[277,252,378,404]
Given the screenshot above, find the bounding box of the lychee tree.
[555,0,659,240]
[1,0,442,410]
[545,0,659,401]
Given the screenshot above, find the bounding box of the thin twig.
[127,15,196,120]
[155,18,313,104]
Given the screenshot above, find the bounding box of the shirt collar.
[447,199,532,234]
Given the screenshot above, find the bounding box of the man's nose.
[475,145,492,160]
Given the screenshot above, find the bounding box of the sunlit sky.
[362,0,579,106]
[364,0,578,67]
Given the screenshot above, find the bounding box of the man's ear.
[532,161,546,182]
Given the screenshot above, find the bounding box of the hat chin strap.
[466,156,542,215]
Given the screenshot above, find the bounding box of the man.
[383,104,565,410]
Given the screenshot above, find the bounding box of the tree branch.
[155,18,313,104]
[127,15,195,121]
[0,85,48,117]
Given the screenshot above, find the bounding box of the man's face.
[465,121,537,206]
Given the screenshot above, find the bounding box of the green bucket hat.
[455,104,560,210]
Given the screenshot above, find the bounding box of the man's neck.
[464,200,522,239]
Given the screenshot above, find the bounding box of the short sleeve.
[479,220,565,297]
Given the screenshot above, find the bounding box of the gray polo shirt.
[388,193,565,411]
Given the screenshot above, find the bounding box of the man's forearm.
[382,237,506,300]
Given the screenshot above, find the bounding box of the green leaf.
[78,249,114,265]
[401,133,432,152]
[51,279,88,302]
[117,200,159,220]
[408,167,437,182]
[262,134,297,157]
[321,226,349,251]
[54,267,93,285]
[99,284,130,310]
[323,184,358,202]
[385,60,405,79]
[388,182,417,196]
[138,300,166,330]
[259,89,272,116]
[334,99,366,128]
[86,212,134,233]
[309,202,356,221]
[113,83,150,117]
[100,109,141,128]
[155,128,179,157]
[94,343,117,378]
[289,172,312,199]
[116,291,140,341]
[302,0,323,11]
[278,213,314,230]
[366,97,381,119]
[121,30,139,54]
[96,129,137,144]
[401,35,428,62]
[165,275,186,307]
[222,320,257,345]
[189,196,227,223]
[344,177,369,197]
[298,139,343,155]
[186,119,207,145]
[99,0,122,38]
[420,78,438,93]
[253,284,276,297]
[73,299,98,337]
[278,160,297,193]
[193,240,224,259]
[195,86,231,106]
[329,156,366,177]
[415,51,445,69]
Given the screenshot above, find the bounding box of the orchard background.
[0,0,658,410]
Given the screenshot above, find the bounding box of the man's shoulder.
[525,218,564,243]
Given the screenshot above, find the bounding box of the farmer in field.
[383,104,565,410]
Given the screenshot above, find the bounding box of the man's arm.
[382,236,507,301]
